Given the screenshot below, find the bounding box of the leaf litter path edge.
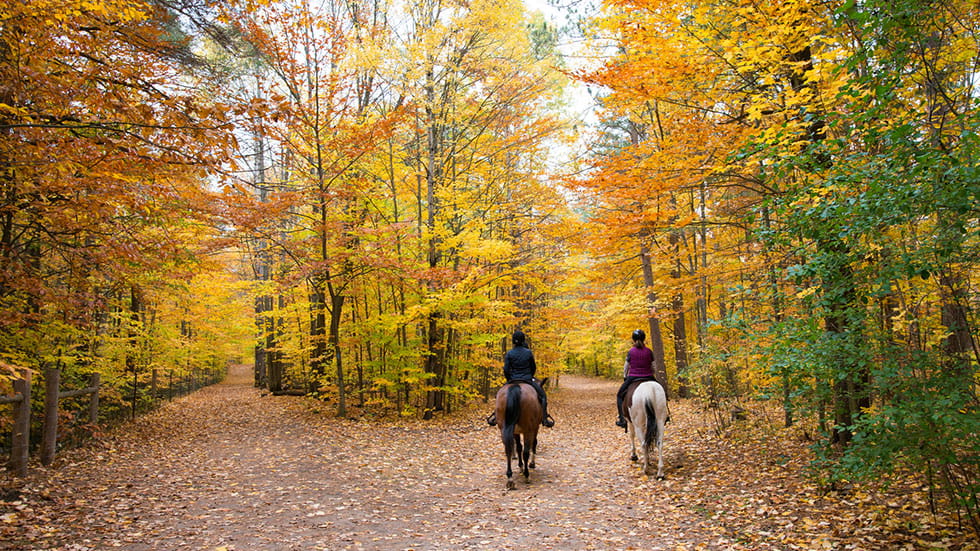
[2,365,971,550]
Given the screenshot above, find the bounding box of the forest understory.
[1,365,977,550]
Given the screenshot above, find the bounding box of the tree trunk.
[762,205,792,427]
[355,293,368,408]
[939,270,977,375]
[330,291,347,417]
[822,239,865,445]
[695,181,709,349]
[126,285,142,372]
[309,281,327,394]
[268,294,284,392]
[787,33,864,444]
[639,242,669,396]
[250,71,270,389]
[41,368,60,466]
[422,61,446,419]
[424,313,445,418]
[669,230,689,399]
[258,296,274,391]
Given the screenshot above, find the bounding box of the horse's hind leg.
[656,418,665,480]
[514,435,524,470]
[504,430,516,490]
[654,442,664,480]
[643,420,665,478]
[521,437,532,480]
[528,437,537,469]
[629,422,638,462]
[645,440,664,478]
[643,440,654,476]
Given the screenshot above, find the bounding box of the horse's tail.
[502,384,522,451]
[644,392,659,445]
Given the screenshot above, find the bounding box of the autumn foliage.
[573,0,980,530]
[0,0,250,421]
[0,0,977,539]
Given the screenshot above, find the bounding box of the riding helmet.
[512,330,526,346]
[632,329,645,342]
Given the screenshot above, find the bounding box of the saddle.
[620,378,656,418]
[487,379,553,427]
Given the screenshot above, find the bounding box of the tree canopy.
[1,0,977,532]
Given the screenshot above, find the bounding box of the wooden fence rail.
[5,366,219,477]
[42,369,100,467]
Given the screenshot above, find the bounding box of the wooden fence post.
[4,370,101,472]
[41,367,60,467]
[88,372,100,423]
[10,370,31,477]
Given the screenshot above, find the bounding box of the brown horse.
[495,382,542,490]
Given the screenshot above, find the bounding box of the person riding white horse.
[616,329,668,429]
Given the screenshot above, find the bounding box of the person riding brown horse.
[495,381,543,489]
[487,330,555,428]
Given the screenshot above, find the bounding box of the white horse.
[625,380,668,479]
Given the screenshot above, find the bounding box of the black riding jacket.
[503,345,536,382]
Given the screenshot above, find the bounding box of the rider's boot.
[487,412,496,426]
[615,392,628,429]
[542,411,555,428]
[540,397,555,427]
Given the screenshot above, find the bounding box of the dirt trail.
[3,366,711,550]
[5,365,970,550]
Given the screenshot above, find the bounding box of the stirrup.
[542,415,555,428]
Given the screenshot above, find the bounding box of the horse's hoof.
[506,479,516,490]
[631,454,638,462]
[657,475,666,481]
[529,462,536,469]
